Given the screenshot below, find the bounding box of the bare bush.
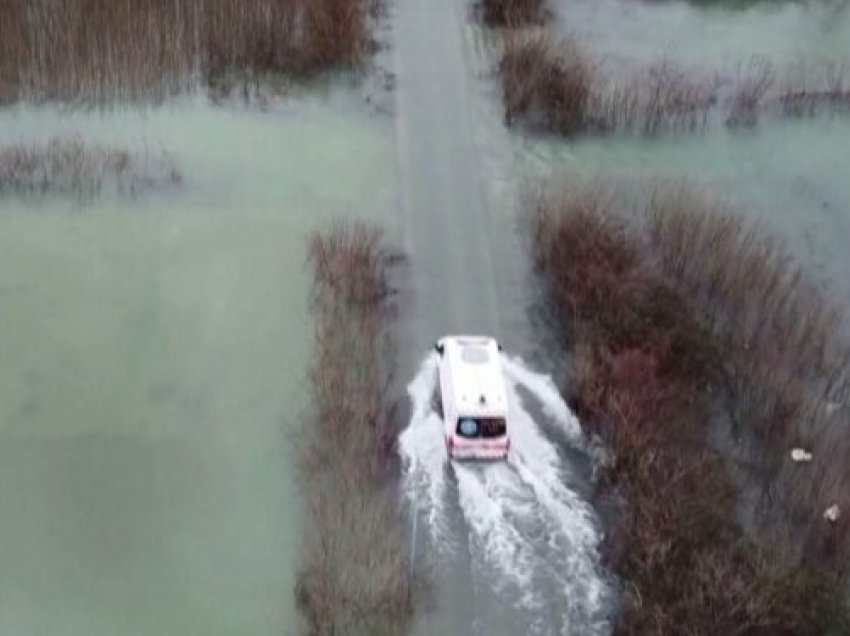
[477,0,547,27]
[726,57,775,127]
[645,182,850,576]
[0,137,181,197]
[498,41,850,135]
[297,222,411,636]
[723,56,850,125]
[779,58,850,117]
[499,34,716,136]
[0,0,371,104]
[530,180,850,633]
[589,60,717,135]
[500,32,592,136]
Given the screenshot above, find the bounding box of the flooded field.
[1,0,849,633]
[0,93,396,635]
[398,0,850,633]
[523,117,850,298]
[527,1,850,300]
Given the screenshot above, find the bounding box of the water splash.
[399,353,450,541]
[399,352,612,634]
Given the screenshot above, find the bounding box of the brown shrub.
[477,0,547,27]
[500,32,592,136]
[723,56,850,126]
[589,60,717,135]
[727,57,775,128]
[297,222,411,635]
[531,180,850,634]
[500,34,716,136]
[645,183,850,578]
[0,0,371,104]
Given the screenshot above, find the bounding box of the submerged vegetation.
[0,137,181,197]
[499,32,850,136]
[0,0,373,104]
[729,57,850,126]
[531,180,850,633]
[477,0,548,27]
[500,32,715,136]
[296,222,412,635]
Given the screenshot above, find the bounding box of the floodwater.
[537,0,850,303]
[0,91,396,635]
[556,0,850,68]
[394,0,850,634]
[401,355,612,635]
[2,0,849,634]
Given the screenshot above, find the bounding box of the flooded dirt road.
[391,0,612,633]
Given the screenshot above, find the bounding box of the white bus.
[434,335,509,460]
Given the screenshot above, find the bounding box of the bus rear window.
[456,417,507,439]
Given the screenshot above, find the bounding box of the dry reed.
[498,37,850,135]
[778,58,850,116]
[477,0,548,27]
[296,222,411,636]
[500,33,716,136]
[645,183,850,577]
[0,0,371,104]
[0,137,181,197]
[530,180,850,633]
[726,56,850,126]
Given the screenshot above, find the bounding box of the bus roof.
[439,336,508,417]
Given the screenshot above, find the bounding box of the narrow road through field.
[391,0,500,630]
[392,0,501,345]
[390,0,612,634]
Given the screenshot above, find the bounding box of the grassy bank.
[0,0,372,104]
[295,222,411,636]
[530,181,850,633]
[0,137,181,197]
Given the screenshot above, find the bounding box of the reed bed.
[778,58,850,117]
[0,0,371,104]
[500,32,716,136]
[0,137,181,197]
[645,183,850,573]
[477,0,548,27]
[498,34,850,136]
[727,57,850,126]
[296,222,411,636]
[530,180,850,633]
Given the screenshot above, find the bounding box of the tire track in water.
[400,353,612,635]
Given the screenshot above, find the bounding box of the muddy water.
[0,93,395,635]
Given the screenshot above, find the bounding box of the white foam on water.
[400,352,610,633]
[453,463,542,611]
[399,352,450,540]
[501,355,583,443]
[502,357,608,624]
